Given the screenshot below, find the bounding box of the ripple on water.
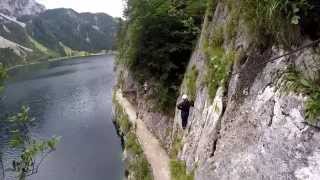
[0,56,123,180]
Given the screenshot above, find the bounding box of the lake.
[0,55,124,180]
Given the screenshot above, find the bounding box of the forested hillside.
[24,8,118,54]
[116,0,320,179]
[117,0,208,112]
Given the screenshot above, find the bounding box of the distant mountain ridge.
[0,0,45,17]
[24,8,117,53]
[0,1,118,68]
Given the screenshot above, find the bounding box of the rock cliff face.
[173,3,320,180]
[26,8,118,53]
[0,0,45,17]
[116,66,174,151]
[118,1,320,180]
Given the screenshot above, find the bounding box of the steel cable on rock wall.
[231,38,320,77]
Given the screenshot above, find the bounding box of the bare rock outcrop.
[173,2,320,180]
[0,0,45,17]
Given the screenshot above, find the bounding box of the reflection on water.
[0,56,124,180]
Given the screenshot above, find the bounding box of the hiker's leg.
[181,112,189,129]
[182,118,187,129]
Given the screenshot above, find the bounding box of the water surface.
[0,55,123,180]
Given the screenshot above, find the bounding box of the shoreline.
[6,52,116,72]
[114,89,171,180]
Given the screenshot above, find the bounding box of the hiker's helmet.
[182,94,188,100]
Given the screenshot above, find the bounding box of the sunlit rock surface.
[0,0,45,17]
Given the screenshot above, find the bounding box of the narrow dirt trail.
[116,90,171,180]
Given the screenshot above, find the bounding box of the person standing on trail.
[177,94,194,129]
[143,81,149,95]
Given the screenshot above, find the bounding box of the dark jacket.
[177,100,194,113]
[177,100,194,128]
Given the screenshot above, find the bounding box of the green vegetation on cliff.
[113,96,153,180]
[185,65,198,101]
[282,66,320,125]
[170,160,194,180]
[0,48,23,67]
[117,0,320,118]
[0,64,7,91]
[116,0,320,178]
[117,0,208,113]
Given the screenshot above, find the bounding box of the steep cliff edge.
[174,2,320,180]
[116,1,320,179]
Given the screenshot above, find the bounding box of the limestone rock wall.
[173,2,320,180]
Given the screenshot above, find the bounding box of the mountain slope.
[0,2,118,68]
[0,0,45,17]
[24,8,117,54]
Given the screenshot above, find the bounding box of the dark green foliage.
[118,0,207,113]
[236,0,312,47]
[5,106,60,179]
[170,160,194,180]
[25,8,118,54]
[151,83,179,114]
[207,0,219,13]
[300,0,320,39]
[283,66,320,125]
[0,48,24,67]
[0,63,7,91]
[170,0,208,33]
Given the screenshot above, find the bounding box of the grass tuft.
[237,0,310,47]
[170,135,182,158]
[225,3,240,45]
[0,63,7,92]
[113,97,132,135]
[282,66,320,125]
[170,160,194,180]
[126,132,153,180]
[205,47,235,100]
[185,65,199,101]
